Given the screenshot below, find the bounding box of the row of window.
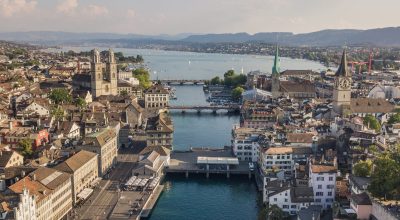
[316,176,334,181]
[317,184,335,189]
[315,191,333,196]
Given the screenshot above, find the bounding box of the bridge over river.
[168,104,240,113]
[152,79,207,85]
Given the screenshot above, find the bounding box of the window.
[291,205,296,209]
[315,199,321,203]
[318,185,322,189]
[316,192,323,196]
[274,198,277,202]
[329,176,334,181]
[284,199,288,202]
[282,205,289,209]
[328,192,332,196]
[327,185,334,189]
[316,177,324,181]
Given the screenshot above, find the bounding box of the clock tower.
[333,49,352,114]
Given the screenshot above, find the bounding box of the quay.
[166,148,253,179]
[168,105,240,114]
[153,79,207,85]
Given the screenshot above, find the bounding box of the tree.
[388,113,400,124]
[210,76,222,85]
[224,70,235,78]
[19,139,33,157]
[363,115,381,132]
[268,205,286,220]
[74,97,86,110]
[51,106,65,120]
[49,88,72,105]
[368,154,400,199]
[132,68,151,89]
[353,159,373,177]
[120,90,128,96]
[232,87,244,101]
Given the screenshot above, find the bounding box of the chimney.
[21,170,25,177]
[8,121,13,130]
[32,174,36,181]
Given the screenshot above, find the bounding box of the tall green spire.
[272,45,280,75]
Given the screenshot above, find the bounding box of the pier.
[168,105,240,113]
[154,79,207,85]
[165,148,253,179]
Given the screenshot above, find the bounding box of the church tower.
[106,49,118,95]
[91,49,103,97]
[271,45,281,98]
[333,49,352,114]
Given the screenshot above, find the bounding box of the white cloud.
[56,0,78,14]
[86,4,108,16]
[0,0,37,17]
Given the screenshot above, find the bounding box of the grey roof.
[351,192,372,205]
[349,175,371,190]
[298,205,322,220]
[290,186,314,203]
[336,49,351,77]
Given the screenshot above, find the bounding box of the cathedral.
[91,49,118,97]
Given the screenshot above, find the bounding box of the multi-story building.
[145,113,173,149]
[0,122,49,149]
[79,129,117,176]
[55,150,98,203]
[232,126,267,162]
[0,150,23,172]
[267,185,314,215]
[9,167,73,220]
[144,85,169,109]
[240,101,282,129]
[309,162,337,209]
[260,147,294,176]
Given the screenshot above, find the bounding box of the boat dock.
[166,148,253,179]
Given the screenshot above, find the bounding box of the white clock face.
[339,78,351,89]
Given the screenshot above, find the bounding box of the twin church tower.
[90,49,118,97]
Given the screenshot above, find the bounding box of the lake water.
[56,47,324,220]
[53,47,326,80]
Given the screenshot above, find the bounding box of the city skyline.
[0,0,400,35]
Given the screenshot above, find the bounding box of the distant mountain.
[182,27,400,47]
[1,27,400,47]
[0,31,191,44]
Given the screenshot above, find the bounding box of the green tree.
[49,88,72,105]
[132,68,151,89]
[363,115,381,132]
[267,205,286,220]
[232,86,244,101]
[120,90,128,96]
[224,70,235,78]
[353,159,373,177]
[368,154,400,199]
[51,106,65,120]
[74,97,86,110]
[388,113,400,124]
[210,76,222,85]
[19,139,33,157]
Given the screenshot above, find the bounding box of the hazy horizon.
[1,0,399,35]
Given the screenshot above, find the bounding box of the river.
[53,47,325,219]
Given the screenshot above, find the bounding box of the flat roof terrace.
[166,148,252,178]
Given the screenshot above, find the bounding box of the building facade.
[309,164,337,209]
[91,49,118,98]
[333,50,352,115]
[55,150,98,203]
[79,129,117,176]
[144,85,169,109]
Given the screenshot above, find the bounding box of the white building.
[232,127,264,162]
[144,85,169,109]
[267,185,314,215]
[308,163,337,209]
[14,188,37,220]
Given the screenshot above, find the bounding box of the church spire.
[336,49,351,77]
[272,45,280,75]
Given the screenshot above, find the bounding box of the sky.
[0,0,399,35]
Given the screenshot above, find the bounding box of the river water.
[54,47,325,219]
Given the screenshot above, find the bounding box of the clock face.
[339,78,351,89]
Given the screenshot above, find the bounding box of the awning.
[77,188,94,200]
[197,156,239,165]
